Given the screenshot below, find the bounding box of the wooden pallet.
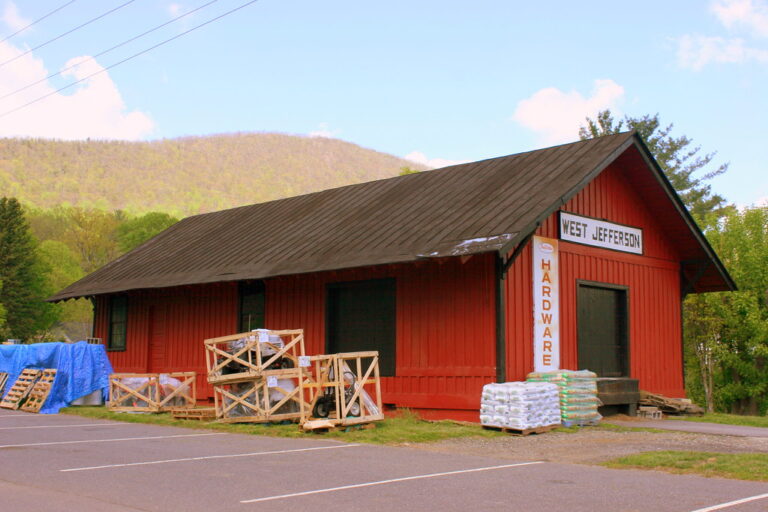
[171,407,216,421]
[482,423,560,436]
[0,369,42,410]
[302,419,378,433]
[20,369,57,413]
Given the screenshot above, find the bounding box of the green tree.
[685,207,768,414]
[116,212,179,253]
[0,197,58,341]
[579,110,731,227]
[399,166,421,176]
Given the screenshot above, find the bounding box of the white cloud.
[512,79,625,146]
[403,151,468,169]
[308,122,338,138]
[1,2,29,32]
[0,42,154,140]
[167,3,184,18]
[711,0,768,37]
[677,34,768,70]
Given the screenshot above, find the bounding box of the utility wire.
[0,0,220,102]
[0,0,260,120]
[0,0,77,44]
[0,0,138,69]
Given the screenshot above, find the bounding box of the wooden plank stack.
[639,391,703,415]
[206,329,313,423]
[108,372,196,412]
[0,369,42,410]
[0,372,8,397]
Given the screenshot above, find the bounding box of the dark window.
[577,282,629,377]
[108,295,128,351]
[239,281,265,332]
[326,278,396,376]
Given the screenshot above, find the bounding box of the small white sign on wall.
[559,211,643,255]
[533,236,560,372]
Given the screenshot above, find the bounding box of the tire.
[313,398,331,418]
[346,399,361,417]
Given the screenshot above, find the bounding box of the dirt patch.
[407,425,768,464]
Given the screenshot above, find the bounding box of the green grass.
[604,451,768,481]
[668,413,768,429]
[61,407,505,445]
[595,422,667,434]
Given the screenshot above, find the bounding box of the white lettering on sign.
[533,236,560,372]
[559,211,643,255]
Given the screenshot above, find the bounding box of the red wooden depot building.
[51,132,735,420]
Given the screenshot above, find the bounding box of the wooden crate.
[20,369,57,413]
[108,372,196,412]
[0,369,41,410]
[301,351,384,429]
[204,329,305,385]
[212,368,313,423]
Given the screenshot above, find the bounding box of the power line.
[0,0,77,44]
[0,0,220,102]
[0,0,138,70]
[0,0,261,120]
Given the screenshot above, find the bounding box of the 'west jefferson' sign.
[559,211,643,255]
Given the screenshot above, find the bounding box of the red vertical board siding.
[505,162,685,396]
[266,255,497,410]
[94,283,239,399]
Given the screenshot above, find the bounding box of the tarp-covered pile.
[0,341,113,414]
[527,370,602,426]
[480,381,561,430]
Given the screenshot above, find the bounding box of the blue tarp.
[0,341,113,414]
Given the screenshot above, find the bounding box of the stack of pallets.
[0,368,57,412]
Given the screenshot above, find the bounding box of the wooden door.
[147,304,168,373]
[577,284,628,377]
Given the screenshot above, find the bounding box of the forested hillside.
[0,133,423,215]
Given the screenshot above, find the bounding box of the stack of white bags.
[479,381,561,430]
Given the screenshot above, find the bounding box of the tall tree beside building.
[579,110,731,227]
[0,197,58,341]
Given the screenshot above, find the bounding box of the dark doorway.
[577,282,628,377]
[326,279,396,376]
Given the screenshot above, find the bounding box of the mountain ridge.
[0,132,425,215]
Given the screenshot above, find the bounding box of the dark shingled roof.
[49,132,735,301]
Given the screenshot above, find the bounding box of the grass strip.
[61,406,504,445]
[668,413,768,429]
[604,450,768,481]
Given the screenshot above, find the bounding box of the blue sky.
[0,0,765,207]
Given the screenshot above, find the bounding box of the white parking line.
[0,423,124,430]
[690,493,768,512]
[0,432,222,449]
[61,443,360,472]
[240,461,544,504]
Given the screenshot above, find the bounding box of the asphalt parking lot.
[1,409,767,512]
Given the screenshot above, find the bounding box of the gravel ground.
[407,423,768,465]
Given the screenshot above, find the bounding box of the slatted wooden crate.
[20,369,57,413]
[0,369,41,410]
[301,351,384,430]
[205,329,305,385]
[212,368,313,423]
[108,372,196,412]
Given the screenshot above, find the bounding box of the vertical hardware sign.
[533,236,560,372]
